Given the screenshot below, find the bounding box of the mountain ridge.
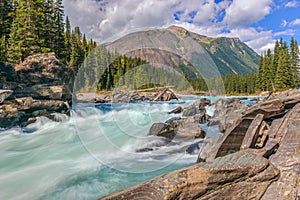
[106,26,260,77]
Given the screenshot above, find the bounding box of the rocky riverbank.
[0,53,74,128]
[100,89,300,200]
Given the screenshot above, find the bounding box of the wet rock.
[193,111,206,124]
[176,117,206,139]
[208,98,248,132]
[148,122,175,139]
[100,151,279,200]
[0,90,13,103]
[167,106,182,114]
[149,117,206,141]
[186,141,203,154]
[194,98,211,110]
[182,105,199,117]
[0,98,69,128]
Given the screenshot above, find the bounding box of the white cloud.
[281,19,288,27]
[290,18,300,26]
[285,0,299,8]
[219,27,274,53]
[274,29,295,36]
[63,0,279,54]
[223,0,273,28]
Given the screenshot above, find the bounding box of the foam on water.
[0,100,204,200]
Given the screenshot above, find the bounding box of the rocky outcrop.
[0,53,74,128]
[261,103,300,200]
[208,98,248,132]
[99,151,279,200]
[0,97,69,128]
[199,90,300,163]
[0,90,13,103]
[149,117,206,140]
[11,53,74,101]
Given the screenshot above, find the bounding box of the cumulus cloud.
[62,0,283,54]
[223,0,272,28]
[290,18,300,26]
[281,19,288,27]
[285,0,299,8]
[274,29,296,36]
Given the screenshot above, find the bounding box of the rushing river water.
[0,96,257,200]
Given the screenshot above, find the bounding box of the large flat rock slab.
[100,151,279,200]
[261,103,300,200]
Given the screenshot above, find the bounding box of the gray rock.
[0,90,13,103]
[167,106,182,114]
[100,151,279,200]
[261,103,300,200]
[182,105,199,117]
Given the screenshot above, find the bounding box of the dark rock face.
[167,106,182,114]
[0,90,13,103]
[149,117,206,140]
[10,53,74,101]
[99,151,279,200]
[182,105,199,117]
[261,103,300,200]
[208,98,248,132]
[0,53,74,128]
[0,97,69,128]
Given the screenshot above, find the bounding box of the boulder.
[99,151,279,200]
[148,122,175,139]
[261,103,300,200]
[182,105,199,117]
[167,106,182,114]
[242,89,300,120]
[0,97,69,128]
[200,117,254,162]
[12,53,74,101]
[0,90,13,103]
[149,117,206,141]
[194,98,211,110]
[208,98,248,132]
[176,117,206,139]
[240,114,264,150]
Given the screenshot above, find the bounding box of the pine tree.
[275,48,290,90]
[53,0,65,59]
[257,55,264,90]
[0,0,14,61]
[290,37,299,85]
[64,16,71,64]
[8,0,47,63]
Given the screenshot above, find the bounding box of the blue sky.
[63,0,300,53]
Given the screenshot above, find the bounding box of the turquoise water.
[0,99,205,200]
[0,96,258,200]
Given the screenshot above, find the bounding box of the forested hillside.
[0,0,97,72]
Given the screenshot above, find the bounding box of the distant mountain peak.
[106,26,259,76]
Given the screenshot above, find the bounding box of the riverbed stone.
[99,151,279,200]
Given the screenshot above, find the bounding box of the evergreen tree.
[290,37,299,85]
[0,0,14,61]
[275,48,290,90]
[53,0,65,59]
[257,55,264,90]
[8,0,47,63]
[63,16,72,64]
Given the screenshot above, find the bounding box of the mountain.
[105,26,259,78]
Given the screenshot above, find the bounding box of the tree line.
[0,0,97,72]
[257,38,299,91]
